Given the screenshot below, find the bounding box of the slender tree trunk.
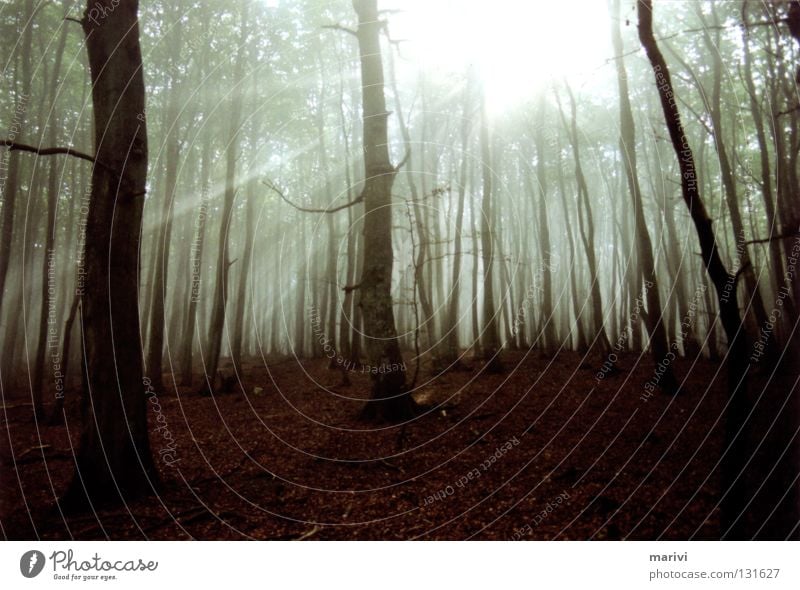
[204,5,248,392]
[557,85,611,355]
[353,0,415,421]
[638,0,750,539]
[445,77,474,364]
[147,19,184,390]
[31,0,71,418]
[0,4,30,326]
[387,46,436,358]
[180,139,212,386]
[231,182,256,372]
[533,95,556,354]
[478,86,503,371]
[611,0,678,393]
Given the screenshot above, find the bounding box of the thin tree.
[352,0,417,421]
[478,85,503,371]
[638,0,750,539]
[610,0,678,394]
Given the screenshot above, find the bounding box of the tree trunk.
[204,5,248,393]
[478,86,503,371]
[62,0,158,510]
[557,85,611,355]
[147,18,184,391]
[353,0,415,421]
[533,95,556,355]
[445,76,474,365]
[638,0,750,539]
[611,0,678,394]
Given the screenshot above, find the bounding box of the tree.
[478,85,503,372]
[610,0,678,394]
[556,84,612,356]
[638,0,750,539]
[204,2,249,393]
[62,0,158,509]
[147,6,185,391]
[352,0,416,421]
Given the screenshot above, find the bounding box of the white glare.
[386,0,612,113]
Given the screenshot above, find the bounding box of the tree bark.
[62,0,158,510]
[353,0,415,421]
[638,0,750,539]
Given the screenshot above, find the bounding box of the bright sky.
[385,0,614,113]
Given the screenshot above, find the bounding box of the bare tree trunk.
[180,138,212,386]
[147,17,183,391]
[387,46,436,359]
[231,182,256,372]
[31,0,71,418]
[556,143,586,350]
[557,85,611,355]
[479,86,503,372]
[0,2,31,327]
[470,183,482,357]
[533,95,556,355]
[353,0,415,421]
[204,4,248,393]
[62,0,158,510]
[445,76,473,365]
[638,0,750,539]
[611,0,678,394]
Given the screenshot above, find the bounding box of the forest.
[0,0,799,540]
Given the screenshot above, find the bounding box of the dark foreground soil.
[1,351,794,540]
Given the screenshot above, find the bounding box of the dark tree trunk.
[638,0,750,539]
[62,0,158,510]
[0,3,31,325]
[353,0,415,422]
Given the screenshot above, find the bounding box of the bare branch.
[322,23,357,36]
[1,139,98,166]
[777,104,800,117]
[394,147,411,172]
[734,261,752,287]
[745,231,800,245]
[264,180,363,214]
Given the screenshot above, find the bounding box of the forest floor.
[1,350,792,540]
